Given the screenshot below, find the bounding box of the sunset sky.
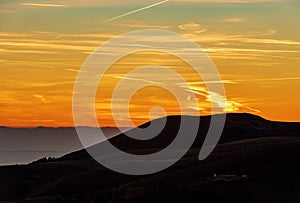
[1,0,300,127]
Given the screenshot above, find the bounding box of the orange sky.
[1,0,300,127]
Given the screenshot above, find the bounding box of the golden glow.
[95,51,205,127]
[1,1,300,127]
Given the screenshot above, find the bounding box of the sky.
[1,0,300,127]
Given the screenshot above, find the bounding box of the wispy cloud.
[23,0,284,8]
[20,3,65,7]
[0,32,37,37]
[178,22,208,34]
[189,33,300,46]
[111,75,163,85]
[33,94,47,103]
[2,80,74,89]
[0,8,14,14]
[185,80,238,85]
[174,0,283,3]
[0,40,95,52]
[222,17,248,23]
[238,38,300,46]
[235,77,300,83]
[183,85,261,113]
[110,20,171,29]
[0,48,57,54]
[204,47,299,53]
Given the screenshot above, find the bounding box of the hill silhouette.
[61,113,300,161]
[0,113,300,202]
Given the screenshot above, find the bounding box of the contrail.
[104,0,171,23]
[54,0,170,39]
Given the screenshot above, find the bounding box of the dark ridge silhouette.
[0,113,300,202]
[60,113,300,161]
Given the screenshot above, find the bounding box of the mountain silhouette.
[61,113,300,161]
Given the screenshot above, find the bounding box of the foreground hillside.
[0,113,300,202]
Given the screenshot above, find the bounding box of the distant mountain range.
[1,113,300,202]
[0,126,128,165]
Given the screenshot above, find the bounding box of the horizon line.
[1,113,298,129]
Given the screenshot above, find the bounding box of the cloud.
[0,39,95,52]
[0,32,37,37]
[109,21,171,29]
[186,80,238,85]
[222,17,248,23]
[2,80,74,89]
[179,27,300,50]
[178,22,208,34]
[111,75,163,85]
[238,38,300,46]
[189,34,300,46]
[33,94,47,103]
[50,0,287,7]
[0,8,14,14]
[176,24,300,60]
[203,47,300,60]
[1,0,287,9]
[50,0,153,7]
[234,77,300,83]
[205,47,298,53]
[183,85,261,113]
[20,3,65,7]
[0,48,57,54]
[174,0,283,3]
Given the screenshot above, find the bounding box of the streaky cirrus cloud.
[33,94,47,103]
[175,0,282,2]
[17,0,286,8]
[183,85,261,113]
[178,22,208,34]
[20,3,65,7]
[222,17,248,23]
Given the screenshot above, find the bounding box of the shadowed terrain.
[0,113,300,202]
